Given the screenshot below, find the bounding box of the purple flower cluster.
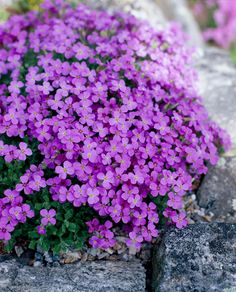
[0,190,34,240]
[194,0,236,49]
[0,141,32,162]
[0,0,231,251]
[87,219,116,249]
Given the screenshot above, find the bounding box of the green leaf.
[52,243,61,254]
[68,223,77,233]
[29,240,37,250]
[56,213,64,221]
[46,225,57,236]
[65,209,74,220]
[75,239,83,250]
[42,202,51,209]
[58,223,67,236]
[35,203,43,210]
[39,238,50,252]
[64,221,69,228]
[28,231,39,239]
[4,239,15,253]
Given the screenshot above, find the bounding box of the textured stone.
[197,157,236,223]
[0,259,145,292]
[196,47,236,145]
[0,0,13,6]
[153,223,236,292]
[83,0,167,28]
[156,0,204,47]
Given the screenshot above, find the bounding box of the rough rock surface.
[197,157,236,223]
[0,258,145,292]
[84,0,167,28]
[156,0,204,47]
[153,223,236,292]
[0,0,12,6]
[196,47,236,145]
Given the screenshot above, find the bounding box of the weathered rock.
[84,0,167,28]
[196,47,236,145]
[156,0,204,47]
[0,0,13,6]
[0,259,145,292]
[197,157,236,223]
[153,223,236,292]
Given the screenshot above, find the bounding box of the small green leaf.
[68,223,77,233]
[56,213,64,221]
[29,240,37,250]
[65,209,74,220]
[52,243,61,254]
[28,231,39,239]
[42,202,51,209]
[35,203,42,210]
[39,238,50,252]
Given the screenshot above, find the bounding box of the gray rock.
[197,157,236,223]
[0,259,145,292]
[83,0,167,28]
[153,223,236,292]
[156,0,204,47]
[196,47,236,145]
[0,0,13,6]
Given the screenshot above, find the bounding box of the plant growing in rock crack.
[0,0,231,254]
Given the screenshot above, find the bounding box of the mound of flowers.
[0,0,230,253]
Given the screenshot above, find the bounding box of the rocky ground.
[0,0,236,291]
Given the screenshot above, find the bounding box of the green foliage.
[4,187,95,254]
[0,134,96,254]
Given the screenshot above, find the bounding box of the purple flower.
[55,161,74,179]
[37,225,46,235]
[87,188,99,205]
[28,174,46,191]
[39,81,53,95]
[16,142,32,161]
[167,192,183,209]
[8,80,24,95]
[40,209,56,226]
[21,204,35,222]
[97,171,114,189]
[172,212,188,229]
[0,217,14,241]
[4,109,18,125]
[9,206,23,221]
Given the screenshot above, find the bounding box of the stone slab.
[196,47,236,145]
[156,0,204,47]
[0,259,146,292]
[83,0,167,28]
[153,223,236,292]
[197,157,236,223]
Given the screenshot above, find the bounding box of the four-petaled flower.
[40,209,56,226]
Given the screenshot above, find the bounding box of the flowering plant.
[192,0,236,50]
[0,0,230,254]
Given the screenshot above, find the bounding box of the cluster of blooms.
[194,0,236,49]
[87,219,116,249]
[0,189,34,240]
[0,0,231,251]
[0,165,44,240]
[0,141,32,162]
